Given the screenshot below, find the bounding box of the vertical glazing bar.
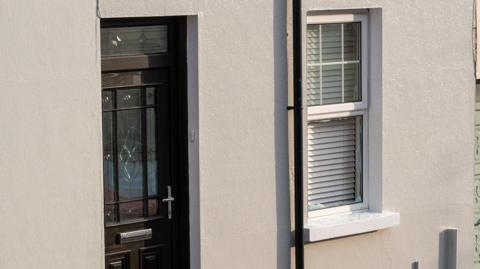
[358,23,362,101]
[156,84,168,217]
[112,89,120,222]
[319,24,323,105]
[341,24,345,103]
[141,88,149,217]
[154,86,162,216]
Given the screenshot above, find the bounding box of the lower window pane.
[307,116,363,211]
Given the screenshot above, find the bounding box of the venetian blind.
[307,117,363,210]
[306,23,361,106]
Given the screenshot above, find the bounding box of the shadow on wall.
[273,0,290,269]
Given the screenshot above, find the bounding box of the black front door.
[101,18,187,269]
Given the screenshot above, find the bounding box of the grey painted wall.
[0,0,475,268]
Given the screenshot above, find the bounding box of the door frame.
[100,16,190,269]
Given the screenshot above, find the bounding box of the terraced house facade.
[0,0,479,268]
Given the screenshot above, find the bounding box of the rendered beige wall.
[0,0,290,268]
[302,1,475,269]
[0,0,103,268]
[101,1,292,268]
[0,0,475,269]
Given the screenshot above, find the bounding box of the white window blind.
[306,23,361,106]
[307,117,363,210]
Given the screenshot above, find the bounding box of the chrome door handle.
[162,186,174,219]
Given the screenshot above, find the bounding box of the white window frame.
[305,12,370,219]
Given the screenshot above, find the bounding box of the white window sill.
[305,211,400,242]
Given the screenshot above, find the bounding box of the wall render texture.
[0,0,475,268]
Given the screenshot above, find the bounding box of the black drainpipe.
[292,0,304,268]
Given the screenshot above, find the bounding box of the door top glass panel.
[101,25,168,57]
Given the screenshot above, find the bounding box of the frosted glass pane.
[104,205,117,224]
[146,87,156,105]
[119,201,144,220]
[117,88,142,108]
[148,199,159,216]
[103,112,115,203]
[147,108,158,196]
[101,25,168,57]
[117,109,144,200]
[102,90,114,110]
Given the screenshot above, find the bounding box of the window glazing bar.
[307,60,360,67]
[341,23,345,103]
[319,24,323,105]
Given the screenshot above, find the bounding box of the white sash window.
[306,13,369,218]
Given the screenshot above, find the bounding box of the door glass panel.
[117,109,144,200]
[146,87,156,105]
[103,112,116,202]
[119,201,144,220]
[102,22,177,269]
[117,88,142,109]
[148,199,158,216]
[102,90,114,110]
[101,25,168,57]
[147,108,158,196]
[102,79,166,223]
[105,205,117,224]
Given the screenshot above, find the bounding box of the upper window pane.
[322,24,342,63]
[101,25,168,57]
[344,23,360,61]
[306,22,361,106]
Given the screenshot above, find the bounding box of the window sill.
[305,211,400,243]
